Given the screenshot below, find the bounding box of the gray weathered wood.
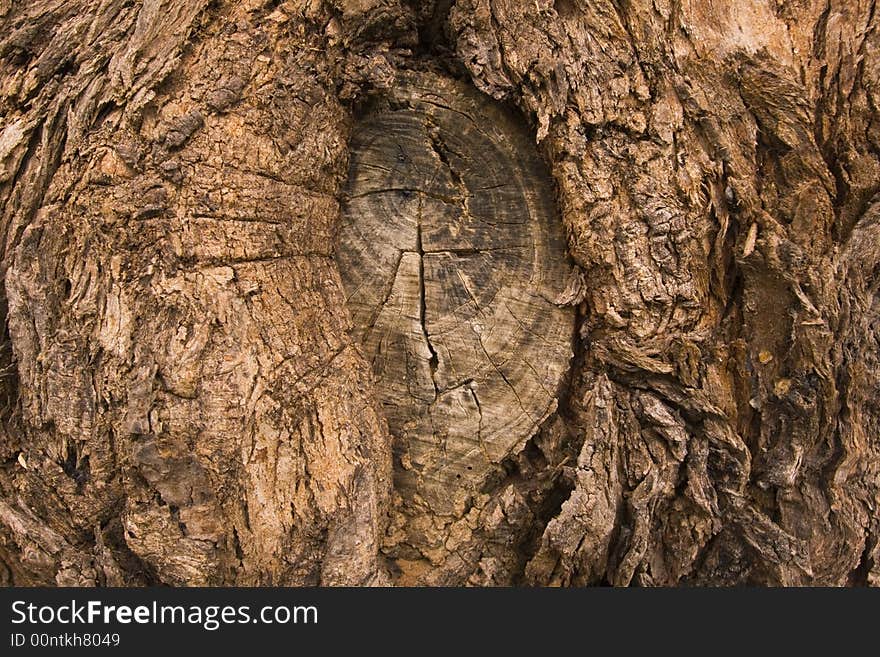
[337,71,574,524]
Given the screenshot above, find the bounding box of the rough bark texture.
[0,0,877,586]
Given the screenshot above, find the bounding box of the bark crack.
[425,116,470,207]
[473,326,541,432]
[468,382,490,460]
[416,202,440,401]
[361,250,404,347]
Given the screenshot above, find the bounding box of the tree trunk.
[0,0,877,586]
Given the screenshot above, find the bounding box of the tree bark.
[0,0,877,586]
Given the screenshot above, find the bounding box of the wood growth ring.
[337,71,574,515]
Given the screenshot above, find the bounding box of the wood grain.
[337,71,574,520]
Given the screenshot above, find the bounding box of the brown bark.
[0,0,877,586]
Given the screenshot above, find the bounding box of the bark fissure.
[415,220,440,401]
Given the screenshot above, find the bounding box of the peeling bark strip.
[337,70,573,519]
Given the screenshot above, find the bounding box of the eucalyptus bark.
[0,0,877,586]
